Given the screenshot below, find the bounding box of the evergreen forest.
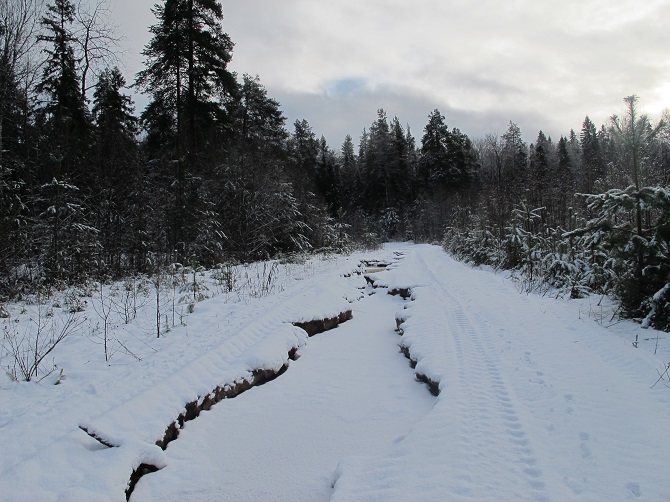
[2,0,670,329]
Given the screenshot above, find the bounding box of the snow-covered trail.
[5,244,670,501]
[333,245,670,501]
[131,277,435,501]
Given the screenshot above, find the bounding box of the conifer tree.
[136,0,236,261]
[136,0,235,157]
[388,117,412,207]
[338,134,360,212]
[501,121,527,212]
[363,109,391,211]
[579,116,604,193]
[36,0,91,183]
[419,109,476,194]
[34,0,97,283]
[289,118,318,196]
[315,135,340,217]
[607,95,667,310]
[528,131,551,210]
[222,74,316,259]
[92,66,140,274]
[554,135,574,227]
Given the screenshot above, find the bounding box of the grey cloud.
[106,0,669,148]
[271,82,560,147]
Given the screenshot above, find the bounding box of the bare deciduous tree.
[0,0,44,162]
[72,0,122,100]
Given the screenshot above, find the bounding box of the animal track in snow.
[579,432,592,459]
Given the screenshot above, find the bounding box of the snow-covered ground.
[2,243,670,501]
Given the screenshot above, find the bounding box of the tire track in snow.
[414,250,550,500]
[402,247,670,500]
[130,275,435,502]
[335,248,551,501]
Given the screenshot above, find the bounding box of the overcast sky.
[105,0,670,147]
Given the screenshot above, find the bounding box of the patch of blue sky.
[325,77,368,97]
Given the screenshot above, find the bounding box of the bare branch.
[72,0,122,100]
[0,0,45,84]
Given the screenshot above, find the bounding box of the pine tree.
[338,133,360,212]
[362,109,392,212]
[136,0,236,260]
[222,74,314,260]
[609,95,667,310]
[554,136,574,227]
[501,121,528,212]
[389,116,412,207]
[418,108,449,190]
[528,130,551,211]
[287,118,318,200]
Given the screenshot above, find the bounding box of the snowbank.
[0,252,373,501]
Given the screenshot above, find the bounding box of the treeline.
[2,0,670,330]
[0,0,477,297]
[0,0,338,293]
[443,97,670,330]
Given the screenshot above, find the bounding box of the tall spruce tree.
[35,0,98,283]
[338,134,360,212]
[136,0,236,261]
[389,116,412,207]
[528,131,551,211]
[419,109,476,194]
[36,0,91,183]
[289,118,318,197]
[608,95,667,310]
[136,0,235,156]
[501,121,527,208]
[579,116,604,193]
[92,67,140,274]
[554,135,574,227]
[223,74,310,260]
[315,135,340,217]
[363,109,391,211]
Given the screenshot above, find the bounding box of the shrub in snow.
[570,186,670,325]
[361,232,383,251]
[2,297,84,381]
[212,262,239,293]
[642,284,670,332]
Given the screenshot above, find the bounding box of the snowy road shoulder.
[0,251,380,501]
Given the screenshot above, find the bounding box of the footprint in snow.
[626,482,641,497]
[579,432,591,459]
